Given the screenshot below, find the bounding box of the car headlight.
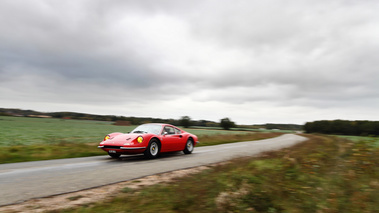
[137,136,143,143]
[104,135,110,141]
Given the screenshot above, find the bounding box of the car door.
[161,126,186,151]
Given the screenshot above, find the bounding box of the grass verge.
[0,142,105,164]
[0,132,283,164]
[54,135,379,213]
[336,135,379,147]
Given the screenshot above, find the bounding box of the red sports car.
[98,123,199,158]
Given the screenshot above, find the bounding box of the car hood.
[102,134,141,146]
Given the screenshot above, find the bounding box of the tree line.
[1,108,301,131]
[0,108,221,128]
[304,120,379,136]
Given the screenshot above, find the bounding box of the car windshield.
[131,124,162,135]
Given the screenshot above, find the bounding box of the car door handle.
[179,135,183,138]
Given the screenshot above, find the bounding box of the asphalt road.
[0,134,307,206]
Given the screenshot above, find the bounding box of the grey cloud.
[0,0,187,91]
[1,0,379,123]
[180,0,379,108]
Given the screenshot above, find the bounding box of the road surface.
[0,134,307,206]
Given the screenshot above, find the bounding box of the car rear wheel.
[144,139,160,158]
[183,138,194,154]
[108,153,121,158]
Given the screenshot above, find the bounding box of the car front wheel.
[183,139,194,154]
[144,139,160,158]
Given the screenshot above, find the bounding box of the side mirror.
[163,132,168,136]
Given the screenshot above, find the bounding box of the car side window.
[174,128,181,134]
[163,126,176,135]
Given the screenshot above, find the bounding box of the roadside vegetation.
[52,135,379,213]
[0,116,284,164]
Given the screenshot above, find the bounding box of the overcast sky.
[1,0,379,124]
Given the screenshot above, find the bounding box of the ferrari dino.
[98,123,199,158]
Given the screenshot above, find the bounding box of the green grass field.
[0,116,283,163]
[0,116,126,146]
[336,135,379,147]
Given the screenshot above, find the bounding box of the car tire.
[183,138,194,154]
[109,153,121,158]
[144,139,160,159]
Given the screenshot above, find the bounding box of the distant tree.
[220,117,235,130]
[179,116,192,128]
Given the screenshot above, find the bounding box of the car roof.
[140,123,180,128]
[141,123,169,126]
